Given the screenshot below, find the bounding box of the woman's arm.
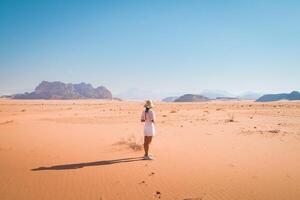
[141,111,145,122]
[151,111,156,123]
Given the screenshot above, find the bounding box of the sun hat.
[144,100,154,109]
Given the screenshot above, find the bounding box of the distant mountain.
[238,91,263,100]
[12,81,112,99]
[112,97,122,101]
[116,88,182,100]
[256,91,300,102]
[216,97,239,100]
[200,90,263,100]
[116,88,154,100]
[174,94,210,102]
[162,96,178,102]
[117,88,263,101]
[200,90,235,99]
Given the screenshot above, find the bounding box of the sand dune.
[0,99,300,200]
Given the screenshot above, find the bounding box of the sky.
[0,0,300,96]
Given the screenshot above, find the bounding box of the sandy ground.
[0,99,300,200]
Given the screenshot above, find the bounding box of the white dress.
[141,109,156,136]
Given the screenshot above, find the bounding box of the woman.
[141,100,156,160]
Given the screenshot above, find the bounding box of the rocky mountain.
[256,91,300,102]
[12,81,112,99]
[174,94,210,102]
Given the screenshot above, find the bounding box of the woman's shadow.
[31,157,145,171]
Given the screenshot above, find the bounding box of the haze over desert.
[1,99,299,200]
[1,1,300,199]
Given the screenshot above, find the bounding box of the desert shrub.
[116,135,143,151]
[225,113,235,123]
[269,129,280,134]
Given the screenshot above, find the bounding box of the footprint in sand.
[154,191,161,199]
[149,172,155,176]
[228,163,235,168]
[0,120,13,125]
[139,180,147,186]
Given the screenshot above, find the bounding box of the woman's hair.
[145,107,150,113]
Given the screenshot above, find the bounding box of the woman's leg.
[144,136,153,156]
[144,136,149,156]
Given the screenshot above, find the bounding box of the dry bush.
[225,113,235,123]
[170,110,177,113]
[250,111,256,119]
[269,129,280,134]
[128,142,143,151]
[116,135,143,151]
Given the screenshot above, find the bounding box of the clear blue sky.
[0,0,299,95]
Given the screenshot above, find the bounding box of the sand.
[0,99,300,200]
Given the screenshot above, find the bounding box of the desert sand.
[0,99,300,200]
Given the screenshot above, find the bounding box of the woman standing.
[141,100,156,160]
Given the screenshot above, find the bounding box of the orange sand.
[0,99,300,200]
